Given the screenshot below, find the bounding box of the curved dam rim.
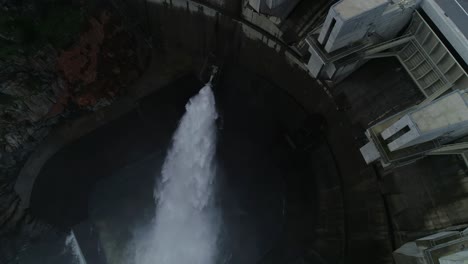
[14,58,192,209]
[14,0,315,210]
[14,1,353,262]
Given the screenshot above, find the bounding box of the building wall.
[318,0,419,54]
[242,5,284,38]
[332,60,364,82]
[319,0,389,52]
[306,46,325,77]
[374,3,416,39]
[317,8,337,44]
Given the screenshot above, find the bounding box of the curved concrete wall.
[16,1,397,263]
[16,0,313,216]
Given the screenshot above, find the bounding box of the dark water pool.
[26,66,318,264]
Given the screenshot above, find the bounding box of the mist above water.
[134,83,220,264]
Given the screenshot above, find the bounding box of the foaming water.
[65,231,87,264]
[134,83,219,264]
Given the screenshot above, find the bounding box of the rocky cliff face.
[0,39,62,264]
[0,0,149,261]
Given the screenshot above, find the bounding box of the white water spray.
[65,231,87,264]
[135,81,219,264]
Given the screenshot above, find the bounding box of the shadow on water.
[28,65,321,263]
[30,75,203,228]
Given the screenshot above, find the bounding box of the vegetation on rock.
[0,0,150,261]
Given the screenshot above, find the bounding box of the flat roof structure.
[411,91,468,132]
[333,0,388,19]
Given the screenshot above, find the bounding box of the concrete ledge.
[421,0,468,65]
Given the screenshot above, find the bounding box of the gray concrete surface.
[434,0,468,37]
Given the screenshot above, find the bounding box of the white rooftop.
[393,242,424,257]
[360,140,381,164]
[378,90,468,152]
[333,0,388,19]
[417,231,460,241]
[411,91,468,133]
[439,250,468,264]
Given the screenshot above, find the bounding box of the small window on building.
[384,125,411,143]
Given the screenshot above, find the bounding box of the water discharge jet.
[65,231,87,264]
[135,76,219,264]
